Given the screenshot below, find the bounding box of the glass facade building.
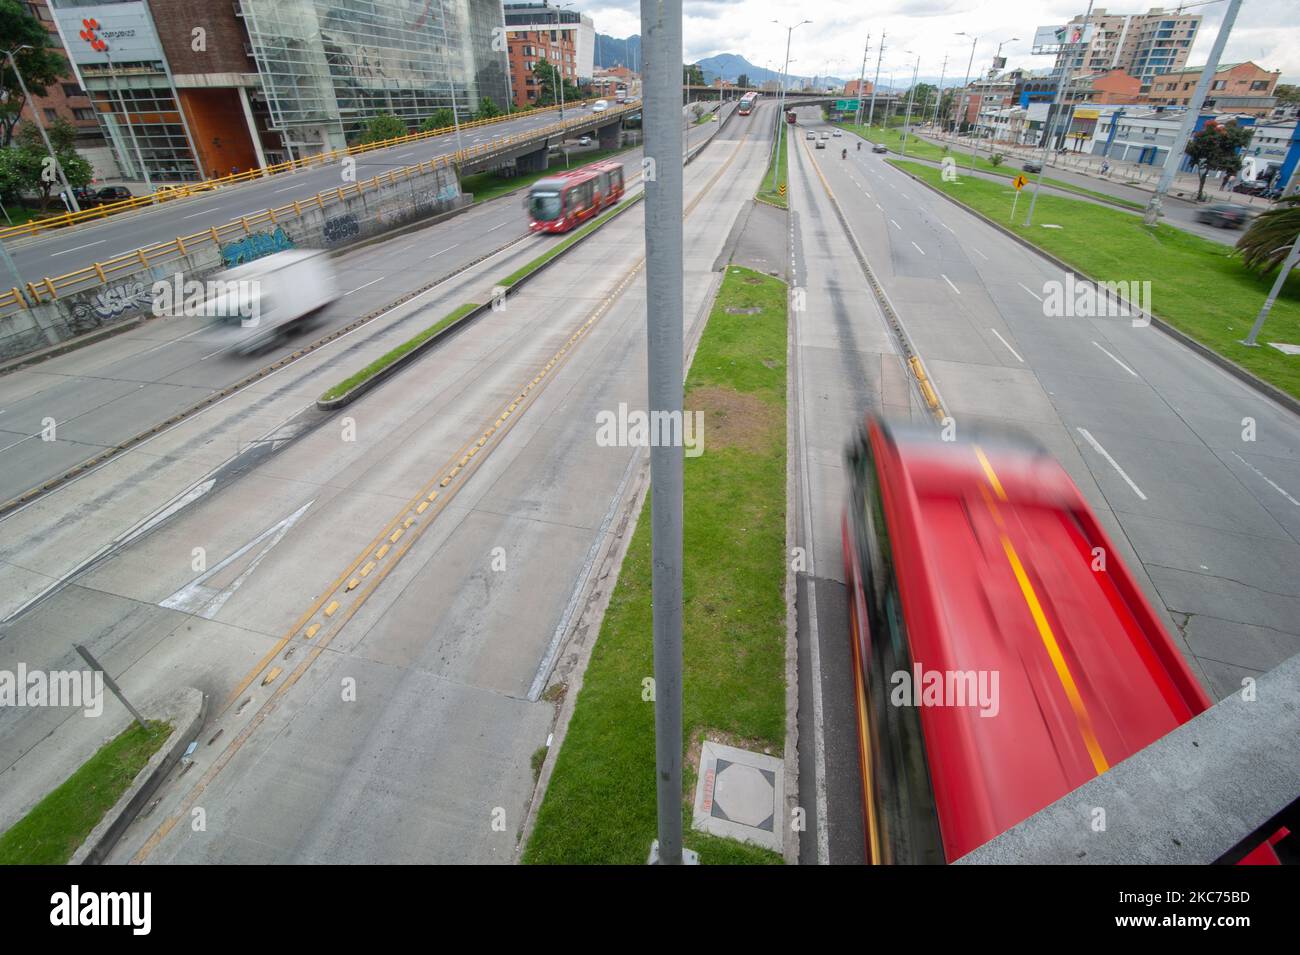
[238,0,511,153]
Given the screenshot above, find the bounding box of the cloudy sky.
[586,0,1300,84]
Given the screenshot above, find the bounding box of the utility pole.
[1024,0,1095,227]
[953,31,977,146]
[1142,0,1243,226]
[900,54,919,157]
[867,31,885,127]
[930,54,948,128]
[639,0,691,867]
[1242,232,1300,347]
[768,20,811,185]
[6,46,80,212]
[854,33,871,127]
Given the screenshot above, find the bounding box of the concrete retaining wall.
[0,163,465,363]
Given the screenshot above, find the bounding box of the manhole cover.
[692,740,784,852]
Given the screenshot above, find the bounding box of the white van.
[592,100,609,112]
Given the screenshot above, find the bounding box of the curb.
[889,161,1300,420]
[70,686,207,865]
[316,194,647,411]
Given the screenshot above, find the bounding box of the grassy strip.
[524,266,789,865]
[500,196,642,287]
[461,144,634,205]
[0,720,171,865]
[843,123,1145,211]
[320,302,480,401]
[889,158,1300,399]
[757,125,789,208]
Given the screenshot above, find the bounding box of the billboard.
[1031,23,1095,54]
[52,2,164,67]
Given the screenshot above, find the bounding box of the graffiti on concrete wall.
[220,227,295,267]
[323,213,360,244]
[67,280,154,333]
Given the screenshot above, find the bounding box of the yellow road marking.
[261,667,282,686]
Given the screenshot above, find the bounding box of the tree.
[532,58,580,107]
[1184,119,1253,201]
[909,82,936,119]
[683,64,705,87]
[355,112,407,145]
[474,96,502,121]
[0,0,68,147]
[421,108,456,132]
[13,117,91,209]
[1236,196,1300,275]
[1274,84,1300,106]
[736,73,750,90]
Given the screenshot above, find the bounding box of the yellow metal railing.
[0,99,606,242]
[0,104,638,315]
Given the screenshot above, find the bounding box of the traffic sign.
[1013,175,1028,191]
[779,183,787,198]
[835,99,861,112]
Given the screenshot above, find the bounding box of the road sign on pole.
[1010,175,1028,220]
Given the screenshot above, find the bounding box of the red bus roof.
[868,419,1212,860]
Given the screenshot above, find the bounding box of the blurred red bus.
[526,160,625,234]
[842,416,1281,864]
[738,92,758,115]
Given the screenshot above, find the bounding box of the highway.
[2,103,635,285]
[787,106,1300,862]
[0,103,768,863]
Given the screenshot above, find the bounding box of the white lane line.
[889,218,901,230]
[272,183,301,193]
[1231,451,1300,507]
[900,191,911,200]
[1092,340,1138,377]
[50,239,106,256]
[1017,281,1043,302]
[343,276,385,296]
[427,246,455,259]
[875,202,883,211]
[941,222,955,234]
[394,150,417,158]
[941,273,960,294]
[182,210,211,219]
[990,328,1023,362]
[485,221,507,232]
[911,241,925,255]
[971,247,988,260]
[1077,427,1147,501]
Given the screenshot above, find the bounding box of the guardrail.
[0,99,616,242]
[0,104,639,316]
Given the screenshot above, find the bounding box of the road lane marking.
[1231,451,1300,507]
[1017,281,1042,302]
[182,210,212,219]
[971,247,988,260]
[50,239,106,256]
[940,273,959,294]
[990,328,1023,362]
[343,277,385,296]
[889,218,901,230]
[911,241,925,255]
[485,221,507,231]
[1091,340,1138,376]
[428,246,455,259]
[272,183,301,193]
[1077,427,1147,501]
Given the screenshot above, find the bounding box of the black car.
[1230,179,1268,196]
[871,142,888,154]
[1194,203,1250,229]
[94,185,134,206]
[70,186,98,208]
[1022,160,1043,173]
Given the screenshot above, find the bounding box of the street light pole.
[930,55,947,128]
[901,54,919,157]
[768,20,810,183]
[953,31,977,148]
[853,33,871,127]
[971,36,1018,171]
[1142,0,1243,226]
[5,46,80,212]
[867,31,884,127]
[1242,232,1300,347]
[639,0,690,867]
[1024,0,1095,226]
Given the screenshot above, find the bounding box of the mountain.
[694,53,845,88]
[595,33,641,70]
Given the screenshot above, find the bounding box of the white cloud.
[584,0,1300,83]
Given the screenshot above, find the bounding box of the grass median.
[757,124,789,208]
[842,122,1145,211]
[890,158,1300,400]
[320,302,480,402]
[0,719,171,865]
[523,265,789,865]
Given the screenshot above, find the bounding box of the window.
[63,84,84,98]
[1212,80,1226,90]
[73,108,96,121]
[43,108,57,122]
[1250,80,1269,91]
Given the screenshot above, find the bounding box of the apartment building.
[1144,61,1281,116]
[504,1,595,109]
[1053,7,1200,86]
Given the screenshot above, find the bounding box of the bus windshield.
[530,191,563,221]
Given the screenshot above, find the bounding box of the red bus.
[786,109,796,124]
[737,92,758,115]
[526,160,625,234]
[842,416,1282,864]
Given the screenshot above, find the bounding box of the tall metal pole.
[768,22,799,179]
[1023,1,1095,226]
[640,0,687,867]
[1242,232,1300,346]
[867,31,884,127]
[6,47,80,212]
[900,55,919,157]
[853,33,871,127]
[104,49,152,191]
[930,55,948,128]
[1142,0,1243,226]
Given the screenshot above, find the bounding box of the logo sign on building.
[53,2,161,66]
[1030,23,1095,55]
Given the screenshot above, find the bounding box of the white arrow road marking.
[160,500,315,618]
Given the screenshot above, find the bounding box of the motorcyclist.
[841,147,847,159]
[856,141,861,151]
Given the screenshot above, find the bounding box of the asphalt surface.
[4,104,639,285]
[0,103,767,863]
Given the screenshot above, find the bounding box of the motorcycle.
[841,148,847,159]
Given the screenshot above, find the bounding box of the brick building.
[1143,61,1281,117]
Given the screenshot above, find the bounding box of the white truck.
[205,250,338,355]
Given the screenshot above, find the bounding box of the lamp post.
[867,31,884,128]
[4,45,79,212]
[971,36,1017,169]
[929,54,947,129]
[900,54,919,157]
[953,31,977,144]
[769,19,811,182]
[853,33,871,127]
